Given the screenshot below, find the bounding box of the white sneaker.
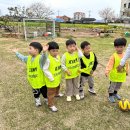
[49,106,58,112]
[88,88,96,94]
[55,93,64,97]
[67,96,72,102]
[58,93,64,97]
[76,95,80,100]
[80,93,85,99]
[35,98,41,107]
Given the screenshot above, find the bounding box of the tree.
[8,6,26,17]
[26,2,53,18]
[99,7,115,23]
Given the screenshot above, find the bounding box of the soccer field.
[1,37,130,130]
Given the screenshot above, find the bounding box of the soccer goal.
[23,18,56,41]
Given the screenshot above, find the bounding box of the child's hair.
[114,38,127,47]
[121,38,127,45]
[80,41,90,49]
[29,42,43,53]
[66,39,76,46]
[48,41,59,50]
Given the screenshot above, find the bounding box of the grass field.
[1,37,130,130]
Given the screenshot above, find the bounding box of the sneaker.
[108,96,115,103]
[44,98,48,105]
[80,93,85,99]
[35,97,41,107]
[67,96,72,102]
[88,88,96,94]
[55,93,64,97]
[49,106,58,112]
[75,95,80,100]
[113,94,121,100]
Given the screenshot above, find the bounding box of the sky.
[0,0,121,19]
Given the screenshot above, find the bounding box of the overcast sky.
[0,0,121,19]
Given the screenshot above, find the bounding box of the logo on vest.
[69,58,78,64]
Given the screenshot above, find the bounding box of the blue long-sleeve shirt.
[15,52,47,68]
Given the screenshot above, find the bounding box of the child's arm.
[120,44,130,66]
[43,59,54,81]
[12,48,28,63]
[105,55,114,77]
[39,45,49,68]
[61,54,71,76]
[76,47,83,58]
[92,53,98,71]
[126,61,129,75]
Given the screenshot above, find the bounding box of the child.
[13,42,48,107]
[61,39,83,101]
[43,41,62,112]
[79,41,98,99]
[105,38,128,103]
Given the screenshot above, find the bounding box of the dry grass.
[1,37,130,130]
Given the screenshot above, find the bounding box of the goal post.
[23,18,56,41]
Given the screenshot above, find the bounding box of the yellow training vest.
[109,53,126,82]
[45,55,62,88]
[27,55,45,89]
[80,52,94,74]
[65,52,80,79]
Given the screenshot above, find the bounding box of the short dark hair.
[48,41,59,50]
[29,42,43,53]
[80,41,90,49]
[121,38,127,45]
[66,39,76,46]
[114,38,126,47]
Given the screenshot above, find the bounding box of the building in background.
[56,15,70,22]
[120,0,130,18]
[74,12,85,20]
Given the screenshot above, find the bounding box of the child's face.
[83,45,91,55]
[28,46,39,56]
[66,44,76,53]
[115,46,125,54]
[49,49,59,57]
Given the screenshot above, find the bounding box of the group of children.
[13,38,129,112]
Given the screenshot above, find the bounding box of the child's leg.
[47,88,56,107]
[66,79,73,101]
[88,76,96,94]
[108,82,116,103]
[33,89,41,106]
[66,79,73,96]
[73,76,80,100]
[79,76,87,98]
[47,88,58,112]
[40,85,47,99]
[55,85,64,97]
[113,82,122,100]
[108,82,116,95]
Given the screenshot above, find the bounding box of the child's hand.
[126,72,128,76]
[66,70,71,76]
[43,45,49,53]
[105,72,108,77]
[75,46,79,51]
[117,65,123,72]
[12,48,19,53]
